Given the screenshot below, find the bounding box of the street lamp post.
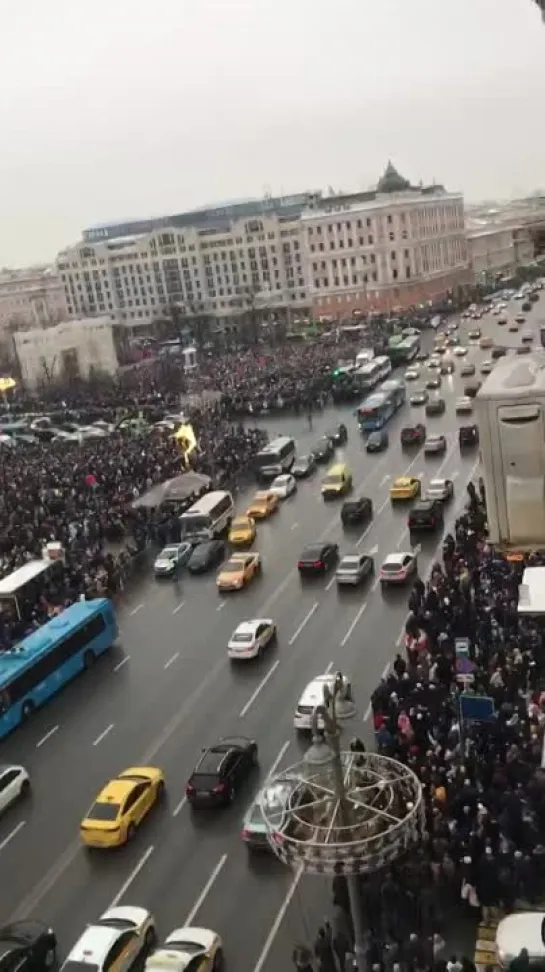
[262,672,424,972]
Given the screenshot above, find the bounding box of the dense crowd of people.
[297,487,545,972]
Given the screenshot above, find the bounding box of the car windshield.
[88,802,120,821]
[231,632,253,643]
[323,474,342,485]
[427,437,441,444]
[162,547,179,557]
[222,561,244,573]
[232,518,249,528]
[295,456,310,465]
[164,943,203,956]
[340,557,361,568]
[429,481,444,489]
[382,562,402,572]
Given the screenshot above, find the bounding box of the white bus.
[255,436,296,481]
[355,348,375,368]
[179,490,235,542]
[374,355,393,380]
[0,559,65,621]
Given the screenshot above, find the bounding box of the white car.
[426,478,454,503]
[453,345,468,356]
[455,396,473,414]
[496,912,545,968]
[379,551,418,585]
[0,764,30,815]
[522,330,534,343]
[227,619,276,660]
[61,907,156,972]
[427,358,441,370]
[270,474,296,498]
[480,360,493,374]
[294,672,351,730]
[404,367,420,381]
[145,927,222,972]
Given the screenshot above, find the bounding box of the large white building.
[55,166,476,330]
[56,193,318,335]
[303,163,470,318]
[467,220,535,278]
[0,266,68,356]
[14,317,118,390]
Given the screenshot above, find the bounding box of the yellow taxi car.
[80,766,165,848]
[389,476,421,501]
[479,335,494,349]
[216,551,261,591]
[228,515,256,546]
[245,491,279,520]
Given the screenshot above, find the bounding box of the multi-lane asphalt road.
[0,294,541,972]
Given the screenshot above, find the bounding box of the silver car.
[154,542,193,577]
[336,553,374,586]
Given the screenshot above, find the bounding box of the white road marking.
[325,660,334,674]
[113,655,130,673]
[288,602,319,645]
[164,652,179,670]
[172,600,185,615]
[183,854,228,926]
[36,725,59,749]
[239,660,280,717]
[172,795,187,817]
[340,602,367,647]
[290,522,299,530]
[363,701,372,722]
[109,845,155,908]
[396,528,409,548]
[381,661,390,679]
[325,574,336,591]
[216,601,225,611]
[380,474,391,486]
[372,577,381,591]
[368,544,379,556]
[93,723,114,747]
[0,820,27,852]
[451,470,460,480]
[252,865,304,972]
[267,740,290,778]
[129,603,143,616]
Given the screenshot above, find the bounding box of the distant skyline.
[1,0,544,266]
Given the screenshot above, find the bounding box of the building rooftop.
[376,161,412,194]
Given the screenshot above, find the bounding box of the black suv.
[464,382,482,398]
[297,542,339,575]
[408,500,443,532]
[425,397,446,416]
[401,424,426,446]
[185,736,258,807]
[0,922,57,972]
[312,437,335,463]
[341,496,373,526]
[459,425,479,448]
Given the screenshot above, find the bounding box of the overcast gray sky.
[1,0,544,266]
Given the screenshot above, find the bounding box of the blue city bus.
[379,378,406,409]
[0,598,118,738]
[356,391,396,431]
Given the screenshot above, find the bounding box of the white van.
[179,490,234,542]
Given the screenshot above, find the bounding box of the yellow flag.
[175,423,198,459]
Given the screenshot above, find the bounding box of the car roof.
[65,924,125,965]
[393,476,411,485]
[234,619,271,635]
[95,778,136,806]
[426,434,443,441]
[383,552,412,564]
[301,543,327,556]
[300,674,336,701]
[413,499,433,509]
[429,478,446,487]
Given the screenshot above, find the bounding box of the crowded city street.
[0,289,543,972]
